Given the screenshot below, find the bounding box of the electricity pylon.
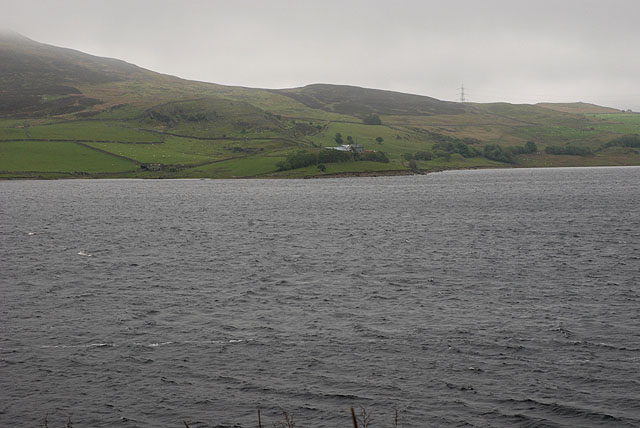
[458,84,466,103]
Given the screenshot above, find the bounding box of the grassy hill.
[537,102,622,115]
[2,32,640,179]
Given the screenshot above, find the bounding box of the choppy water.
[1,167,640,428]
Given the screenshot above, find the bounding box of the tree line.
[277,149,389,171]
[403,140,538,164]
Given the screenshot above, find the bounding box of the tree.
[525,141,538,153]
[376,137,384,144]
[603,135,640,149]
[334,133,343,144]
[434,150,451,161]
[318,149,351,163]
[362,151,390,163]
[414,151,433,160]
[544,145,592,156]
[483,144,514,163]
[455,141,472,157]
[363,114,382,125]
[346,135,354,144]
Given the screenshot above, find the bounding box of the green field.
[590,113,640,134]
[0,141,138,173]
[182,156,287,178]
[25,121,159,142]
[87,137,229,165]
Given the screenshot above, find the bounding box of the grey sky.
[2,0,639,110]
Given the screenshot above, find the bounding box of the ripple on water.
[1,168,640,427]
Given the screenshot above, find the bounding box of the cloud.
[2,0,639,110]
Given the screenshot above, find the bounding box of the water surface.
[1,167,640,427]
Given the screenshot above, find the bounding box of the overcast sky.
[2,0,639,110]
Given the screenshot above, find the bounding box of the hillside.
[0,31,146,117]
[2,33,640,179]
[537,102,622,114]
[274,84,465,117]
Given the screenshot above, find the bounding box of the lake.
[1,167,639,428]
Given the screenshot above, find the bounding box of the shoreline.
[2,164,640,181]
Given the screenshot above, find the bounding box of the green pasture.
[475,103,592,127]
[89,137,289,165]
[134,96,289,140]
[26,120,158,142]
[590,113,640,134]
[0,141,138,173]
[211,87,356,121]
[512,125,601,145]
[310,122,432,159]
[315,122,413,146]
[0,120,29,139]
[164,121,285,140]
[592,113,640,123]
[182,155,286,178]
[88,137,228,165]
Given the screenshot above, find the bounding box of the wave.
[497,398,637,427]
[40,343,114,349]
[37,338,252,350]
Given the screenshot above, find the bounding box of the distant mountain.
[274,84,465,117]
[1,33,639,179]
[537,102,621,114]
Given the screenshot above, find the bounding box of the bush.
[544,145,593,155]
[432,141,479,158]
[277,150,318,171]
[277,149,387,171]
[414,151,433,161]
[455,141,472,157]
[434,150,451,161]
[603,134,640,149]
[275,160,290,171]
[363,114,382,125]
[318,150,351,164]
[483,144,514,163]
[509,141,538,155]
[525,141,538,153]
[361,151,389,163]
